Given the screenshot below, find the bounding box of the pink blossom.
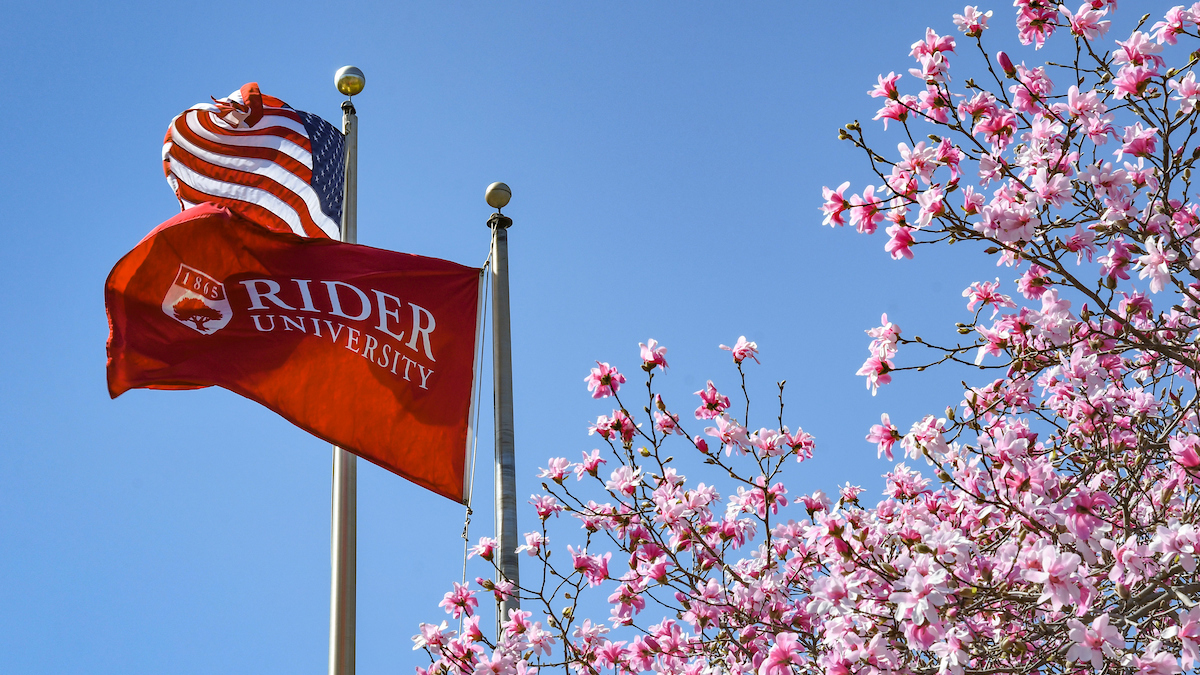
[1099,238,1133,281]
[963,278,1016,318]
[797,490,830,515]
[874,96,915,130]
[839,482,864,503]
[1030,167,1071,208]
[595,640,629,669]
[537,457,571,483]
[915,185,945,228]
[653,410,682,436]
[693,380,730,419]
[973,108,1018,149]
[952,6,992,36]
[575,448,606,479]
[782,425,815,461]
[821,181,851,227]
[1015,4,1058,47]
[867,412,901,460]
[1022,545,1082,611]
[1057,488,1115,540]
[720,335,760,364]
[1009,64,1053,113]
[530,494,563,519]
[1152,6,1193,44]
[1113,65,1157,100]
[1060,3,1111,40]
[868,71,902,99]
[1130,641,1183,675]
[1113,31,1165,70]
[885,222,915,259]
[759,632,804,675]
[438,582,478,619]
[916,85,951,123]
[1054,84,1106,119]
[1170,70,1200,113]
[605,465,643,496]
[910,27,955,60]
[848,185,885,234]
[867,314,902,357]
[472,651,514,675]
[1062,225,1097,264]
[470,616,491,643]
[639,339,668,371]
[468,536,497,561]
[412,621,454,655]
[1137,235,1179,293]
[857,355,894,395]
[1066,613,1122,669]
[568,546,611,586]
[584,362,625,399]
[705,414,750,454]
[889,564,949,625]
[958,91,997,121]
[1179,607,1200,669]
[480,577,514,602]
[1171,434,1200,470]
[588,410,637,445]
[514,531,546,556]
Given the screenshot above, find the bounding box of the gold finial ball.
[335,66,365,97]
[485,182,512,210]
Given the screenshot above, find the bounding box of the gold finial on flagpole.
[335,66,365,98]
[485,182,511,212]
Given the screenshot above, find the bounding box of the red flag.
[106,204,482,503]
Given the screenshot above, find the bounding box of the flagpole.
[330,65,364,675]
[486,182,520,629]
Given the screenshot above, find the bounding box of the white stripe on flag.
[167,159,308,237]
[182,112,313,169]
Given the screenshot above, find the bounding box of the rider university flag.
[106,204,483,503]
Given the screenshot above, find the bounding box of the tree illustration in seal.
[172,296,223,332]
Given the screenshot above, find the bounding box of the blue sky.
[2,1,1049,672]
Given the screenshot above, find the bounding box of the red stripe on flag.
[171,116,313,184]
[170,179,296,235]
[194,109,310,145]
[166,145,329,239]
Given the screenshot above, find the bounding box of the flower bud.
[996,51,1015,78]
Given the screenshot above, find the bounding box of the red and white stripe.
[163,85,339,239]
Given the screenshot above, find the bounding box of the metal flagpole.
[330,65,364,675]
[485,182,520,630]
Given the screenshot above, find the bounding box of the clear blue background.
[1,1,1063,672]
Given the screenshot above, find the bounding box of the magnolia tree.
[417,3,1200,674]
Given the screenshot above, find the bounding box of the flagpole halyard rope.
[460,252,491,634]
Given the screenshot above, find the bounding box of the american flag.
[163,82,344,239]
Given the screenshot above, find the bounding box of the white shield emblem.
[162,264,232,335]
